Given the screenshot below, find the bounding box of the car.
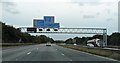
[46,43,51,46]
[74,43,77,45]
[87,44,94,47]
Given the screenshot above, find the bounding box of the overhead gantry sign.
[19,16,107,47]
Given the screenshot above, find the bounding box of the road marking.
[56,49,57,50]
[67,58,72,61]
[27,52,31,55]
[61,53,73,61]
[79,51,120,62]
[61,53,65,56]
[65,47,120,62]
[37,48,39,50]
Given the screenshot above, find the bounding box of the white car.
[46,43,51,46]
[74,43,77,45]
[87,44,94,47]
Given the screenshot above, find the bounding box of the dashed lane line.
[27,52,31,55]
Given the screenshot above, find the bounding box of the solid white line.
[79,51,120,62]
[27,52,31,55]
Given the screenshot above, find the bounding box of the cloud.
[106,18,113,21]
[2,1,19,14]
[70,0,100,3]
[70,0,113,6]
[83,15,95,19]
[70,0,99,6]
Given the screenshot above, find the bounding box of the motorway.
[2,44,120,63]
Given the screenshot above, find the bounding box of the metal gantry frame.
[19,27,107,47]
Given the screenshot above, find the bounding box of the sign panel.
[52,23,59,28]
[33,19,44,27]
[44,16,54,23]
[27,28,37,33]
[33,16,59,28]
[44,23,59,28]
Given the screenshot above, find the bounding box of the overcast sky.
[1,0,120,40]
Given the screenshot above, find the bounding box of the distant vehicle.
[74,43,77,45]
[87,39,103,47]
[87,43,94,47]
[46,42,51,46]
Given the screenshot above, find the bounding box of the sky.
[1,0,120,40]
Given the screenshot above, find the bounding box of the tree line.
[2,22,54,43]
[1,22,120,46]
[65,33,120,46]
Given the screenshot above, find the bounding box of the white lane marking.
[61,53,73,61]
[66,47,120,62]
[27,52,31,55]
[79,51,120,62]
[61,53,65,56]
[37,48,39,50]
[56,49,58,50]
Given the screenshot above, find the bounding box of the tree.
[2,22,55,43]
[65,38,74,44]
[109,33,120,46]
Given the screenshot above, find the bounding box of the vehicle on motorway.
[87,38,103,47]
[46,42,51,46]
[87,43,94,47]
[74,43,77,45]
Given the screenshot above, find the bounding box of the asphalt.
[2,44,120,63]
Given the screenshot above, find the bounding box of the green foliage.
[2,22,54,43]
[65,33,120,46]
[2,22,120,46]
[34,35,53,43]
[2,23,21,42]
[109,33,120,46]
[54,40,65,43]
[65,38,75,44]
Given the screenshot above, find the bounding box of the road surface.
[2,44,120,63]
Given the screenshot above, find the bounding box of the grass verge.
[59,45,120,61]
